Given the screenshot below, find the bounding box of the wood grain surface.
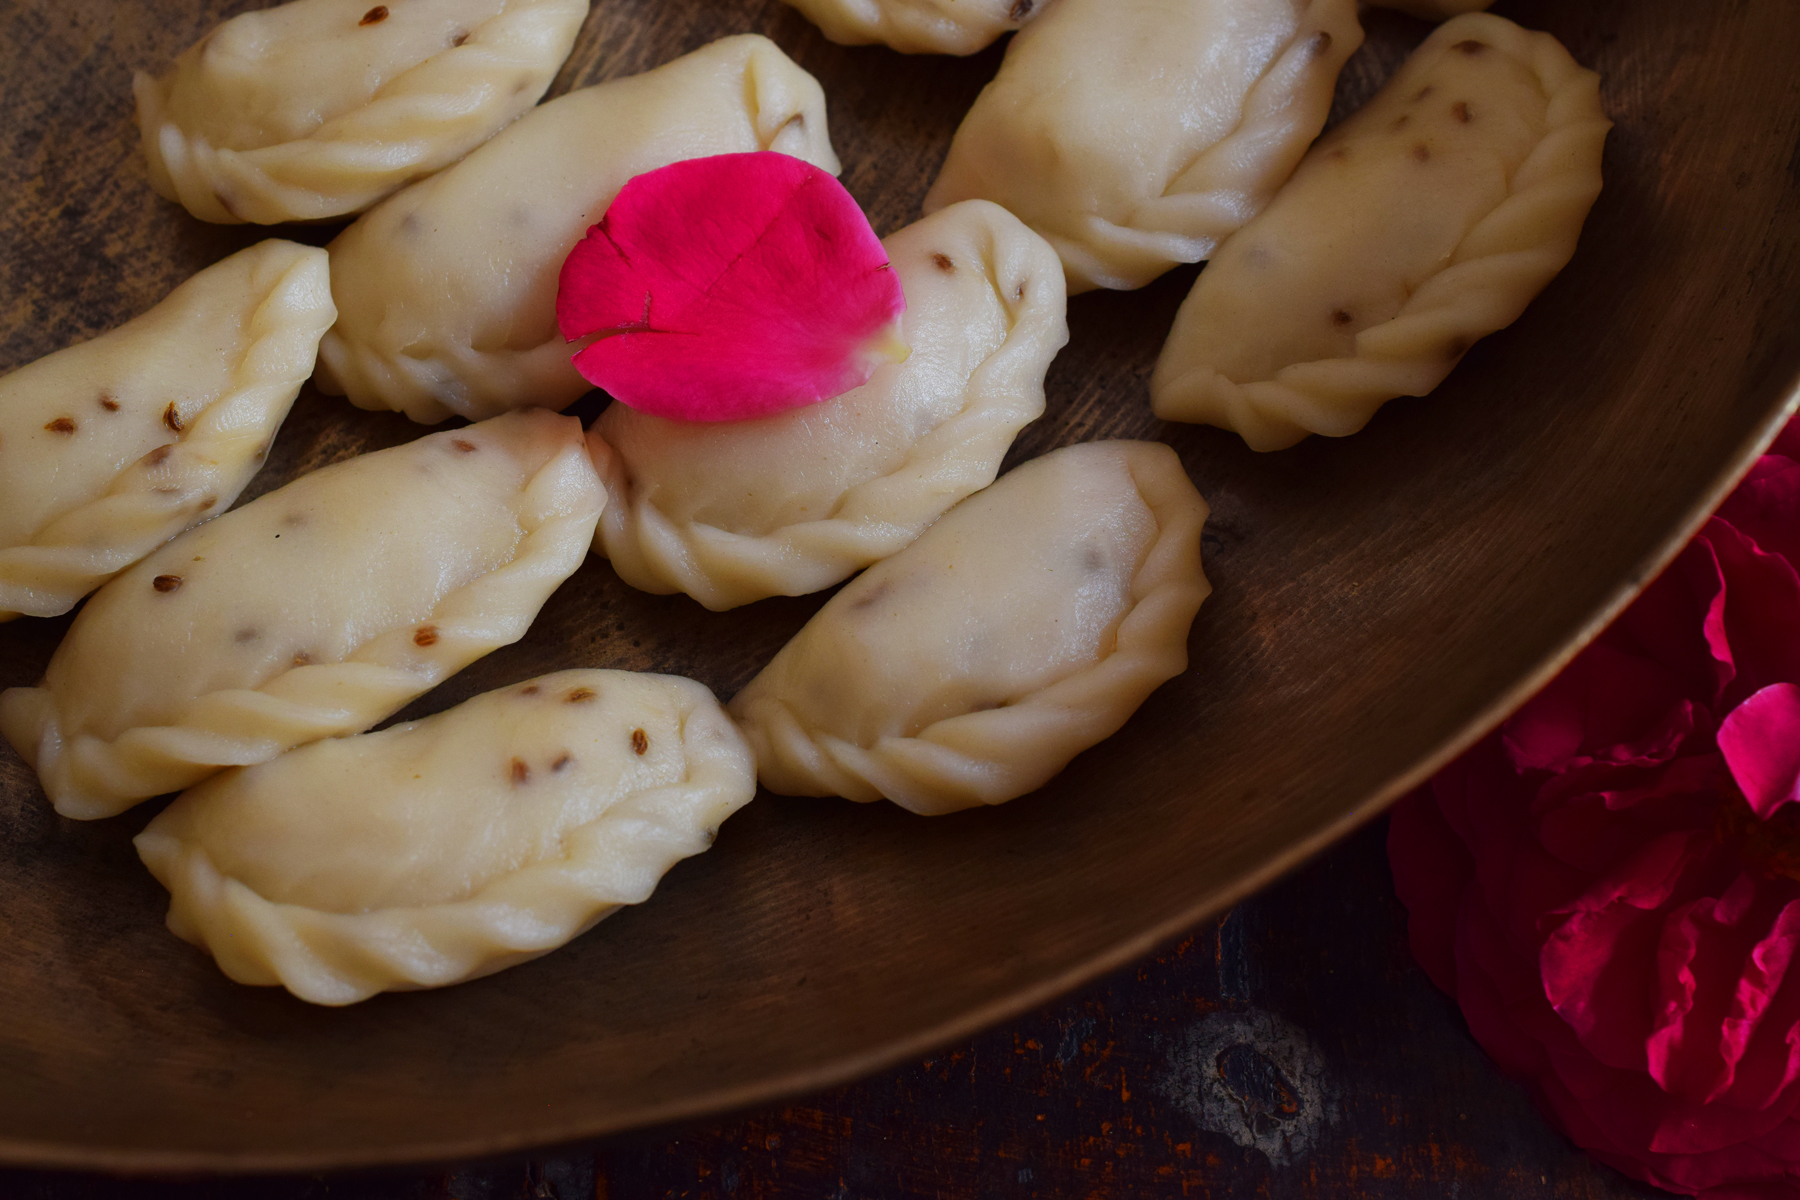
[1,822,1667,1198]
[1,0,1797,1175]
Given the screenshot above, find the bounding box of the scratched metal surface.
[0,821,1664,1198]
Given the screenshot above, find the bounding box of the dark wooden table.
[2,816,1667,1199]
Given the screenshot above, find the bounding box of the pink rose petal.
[1719,683,1800,818]
[1719,899,1800,1106]
[556,152,907,422]
[1389,416,1800,1198]
[1707,521,1800,708]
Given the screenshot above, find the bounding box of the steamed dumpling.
[0,241,332,621]
[923,0,1363,293]
[314,35,841,424]
[135,670,754,1005]
[780,0,1042,55]
[1150,14,1609,450]
[589,200,1068,611]
[0,410,602,821]
[730,440,1210,815]
[135,0,591,224]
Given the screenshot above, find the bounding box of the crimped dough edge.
[924,0,1364,293]
[590,200,1069,612]
[134,0,590,224]
[134,679,754,1005]
[309,34,842,425]
[0,415,603,820]
[780,0,1034,56]
[1151,12,1612,451]
[732,441,1211,815]
[0,242,333,621]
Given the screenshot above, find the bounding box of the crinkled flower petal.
[1720,683,1800,819]
[556,152,907,422]
[1387,417,1800,1200]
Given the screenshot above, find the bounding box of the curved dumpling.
[589,200,1068,612]
[135,669,754,1005]
[780,0,1041,55]
[1150,14,1609,451]
[314,35,841,424]
[0,241,332,621]
[0,410,602,821]
[922,0,1363,293]
[729,440,1210,815]
[134,0,591,225]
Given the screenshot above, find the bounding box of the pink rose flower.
[1390,421,1800,1198]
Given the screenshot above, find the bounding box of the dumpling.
[314,35,841,424]
[589,200,1068,612]
[922,0,1363,293]
[134,0,591,225]
[0,240,333,621]
[729,440,1210,815]
[779,0,1042,56]
[1367,0,1492,20]
[1150,14,1609,451]
[0,409,602,821]
[134,670,754,1005]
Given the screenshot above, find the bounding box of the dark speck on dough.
[1453,39,1488,55]
[198,496,216,511]
[932,253,955,273]
[631,728,649,755]
[510,757,530,785]
[147,445,173,467]
[1015,282,1026,300]
[1412,143,1431,163]
[1331,309,1353,326]
[552,753,573,772]
[163,403,184,433]
[153,574,182,593]
[293,651,314,667]
[565,687,597,704]
[1307,31,1331,59]
[1413,85,1436,102]
[234,627,259,644]
[98,395,119,412]
[451,30,469,46]
[1082,546,1106,572]
[1008,0,1033,19]
[522,684,540,696]
[360,5,388,26]
[1453,101,1472,123]
[414,625,440,647]
[452,439,477,453]
[44,417,75,434]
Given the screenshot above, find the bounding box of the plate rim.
[6,379,1796,1179]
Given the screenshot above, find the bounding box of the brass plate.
[1,0,1796,1173]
